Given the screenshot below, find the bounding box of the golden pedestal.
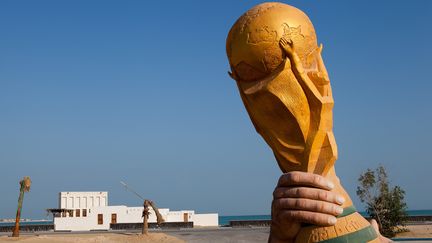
[226,2,377,242]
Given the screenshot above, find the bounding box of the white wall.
[165,210,194,223]
[53,206,200,231]
[193,213,219,227]
[59,192,108,209]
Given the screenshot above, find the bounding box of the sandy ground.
[168,227,270,243]
[0,225,430,243]
[396,224,432,238]
[167,226,432,243]
[0,233,185,243]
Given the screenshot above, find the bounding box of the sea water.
[219,210,432,226]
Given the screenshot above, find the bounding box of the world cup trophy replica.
[226,3,379,242]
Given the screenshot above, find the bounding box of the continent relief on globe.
[226,2,318,82]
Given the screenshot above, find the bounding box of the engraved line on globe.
[246,26,278,45]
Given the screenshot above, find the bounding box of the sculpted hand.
[269,171,345,243]
[307,44,330,85]
[370,219,394,243]
[280,37,301,67]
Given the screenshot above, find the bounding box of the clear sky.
[1,0,431,219]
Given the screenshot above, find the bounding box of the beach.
[396,224,432,239]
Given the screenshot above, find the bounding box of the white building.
[50,191,218,231]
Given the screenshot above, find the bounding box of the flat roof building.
[48,191,218,231]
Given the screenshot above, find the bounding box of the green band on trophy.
[319,225,378,243]
[336,206,357,218]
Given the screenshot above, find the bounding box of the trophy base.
[294,207,378,243]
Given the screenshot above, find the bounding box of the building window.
[62,211,66,217]
[111,214,117,224]
[82,209,87,217]
[98,214,103,225]
[69,210,74,217]
[76,209,80,217]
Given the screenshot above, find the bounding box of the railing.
[0,224,54,232]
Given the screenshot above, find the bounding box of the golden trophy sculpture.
[226,2,379,242]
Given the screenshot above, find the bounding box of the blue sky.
[1,0,431,219]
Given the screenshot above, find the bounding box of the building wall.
[165,210,194,223]
[55,206,152,231]
[59,192,108,209]
[193,213,219,227]
[53,205,215,231]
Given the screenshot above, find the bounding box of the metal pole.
[120,181,144,200]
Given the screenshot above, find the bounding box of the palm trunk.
[142,200,149,235]
[12,182,26,237]
[142,213,148,235]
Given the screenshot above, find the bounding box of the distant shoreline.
[219,209,432,226]
[219,209,432,217]
[2,209,432,227]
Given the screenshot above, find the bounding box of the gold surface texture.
[226,2,376,242]
[295,212,371,243]
[227,2,335,175]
